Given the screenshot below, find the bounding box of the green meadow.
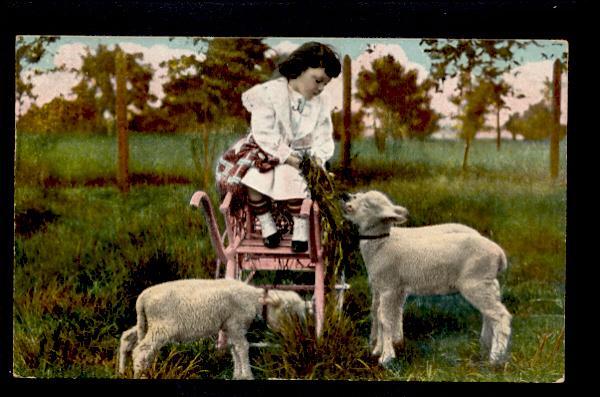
[13,133,566,381]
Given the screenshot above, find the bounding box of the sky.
[17,36,568,128]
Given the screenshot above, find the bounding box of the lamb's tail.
[135,295,148,341]
[118,326,138,376]
[117,295,148,376]
[497,248,509,273]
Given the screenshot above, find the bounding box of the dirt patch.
[15,207,60,236]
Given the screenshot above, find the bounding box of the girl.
[216,41,341,252]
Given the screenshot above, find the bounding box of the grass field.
[13,132,566,381]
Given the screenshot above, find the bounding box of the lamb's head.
[341,190,409,234]
[259,290,313,331]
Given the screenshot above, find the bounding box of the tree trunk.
[341,55,352,173]
[202,122,211,190]
[115,48,129,193]
[550,59,561,180]
[496,106,501,150]
[462,136,471,172]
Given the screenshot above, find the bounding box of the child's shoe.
[291,216,309,253]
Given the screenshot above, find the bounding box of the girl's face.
[289,67,332,100]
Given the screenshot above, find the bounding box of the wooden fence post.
[341,54,352,174]
[116,47,129,193]
[550,59,561,180]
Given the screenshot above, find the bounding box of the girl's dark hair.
[278,42,341,79]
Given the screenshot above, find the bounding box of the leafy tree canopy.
[72,44,155,122]
[161,38,275,130]
[15,36,59,115]
[504,101,566,141]
[355,54,440,139]
[420,39,535,94]
[18,44,155,134]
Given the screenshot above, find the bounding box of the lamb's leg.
[132,329,168,379]
[369,291,380,353]
[373,320,384,357]
[459,279,512,364]
[118,326,138,376]
[377,290,401,366]
[225,330,242,380]
[480,315,494,352]
[229,344,241,379]
[392,292,408,349]
[227,327,253,380]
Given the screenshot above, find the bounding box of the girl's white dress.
[238,77,335,201]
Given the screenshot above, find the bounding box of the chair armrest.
[219,191,233,215]
[189,191,204,208]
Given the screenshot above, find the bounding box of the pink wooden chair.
[190,190,326,337]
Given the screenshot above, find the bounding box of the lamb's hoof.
[371,346,382,357]
[379,354,395,368]
[489,353,509,367]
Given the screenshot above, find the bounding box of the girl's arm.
[243,85,293,164]
[310,97,335,167]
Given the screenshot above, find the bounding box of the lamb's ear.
[304,300,314,315]
[380,206,408,224]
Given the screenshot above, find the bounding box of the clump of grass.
[299,155,361,286]
[256,298,386,380]
[122,339,233,379]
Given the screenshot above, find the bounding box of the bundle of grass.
[255,297,387,380]
[299,155,362,287]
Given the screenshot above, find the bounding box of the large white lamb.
[118,278,311,379]
[341,190,511,366]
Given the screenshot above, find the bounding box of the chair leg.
[225,259,236,279]
[314,261,325,338]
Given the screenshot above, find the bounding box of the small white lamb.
[341,190,511,366]
[118,278,311,379]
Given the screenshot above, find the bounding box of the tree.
[421,39,533,94]
[504,113,524,141]
[203,38,276,118]
[72,44,155,134]
[161,38,275,130]
[16,96,98,134]
[451,76,493,171]
[502,102,566,141]
[355,54,440,145]
[15,35,59,117]
[421,39,535,169]
[489,79,515,150]
[331,109,365,141]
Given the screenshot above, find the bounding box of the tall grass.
[13,133,566,381]
[15,132,241,186]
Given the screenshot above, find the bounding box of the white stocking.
[257,212,277,238]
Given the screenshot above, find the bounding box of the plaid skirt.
[215,136,310,205]
[215,135,279,199]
